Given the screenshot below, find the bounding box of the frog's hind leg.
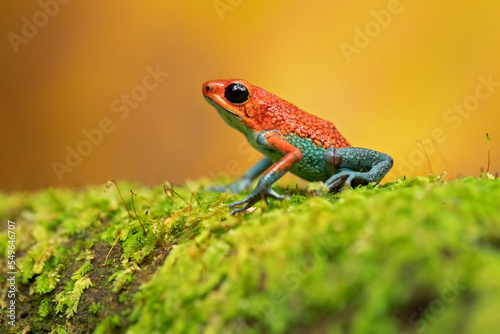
[323,147,393,191]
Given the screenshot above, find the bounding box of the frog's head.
[202,79,269,133]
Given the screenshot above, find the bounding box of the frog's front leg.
[323,147,393,190]
[208,157,273,193]
[229,130,302,215]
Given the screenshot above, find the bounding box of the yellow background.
[1,0,499,191]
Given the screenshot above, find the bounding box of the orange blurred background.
[1,0,499,192]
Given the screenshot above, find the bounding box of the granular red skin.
[203,79,351,149]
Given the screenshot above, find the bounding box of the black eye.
[224,83,249,104]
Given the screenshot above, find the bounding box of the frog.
[202,79,393,214]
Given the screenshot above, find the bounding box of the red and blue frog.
[202,79,393,214]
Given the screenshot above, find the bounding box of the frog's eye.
[224,83,249,104]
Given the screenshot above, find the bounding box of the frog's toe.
[324,173,349,190]
[228,187,284,214]
[264,189,285,204]
[228,198,247,210]
[326,171,374,191]
[345,173,371,188]
[229,204,252,215]
[229,198,255,215]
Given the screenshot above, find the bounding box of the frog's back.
[249,86,351,149]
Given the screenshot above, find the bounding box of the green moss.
[94,314,122,334]
[55,276,93,318]
[1,176,499,333]
[49,327,68,334]
[35,271,59,294]
[89,302,102,315]
[38,298,50,319]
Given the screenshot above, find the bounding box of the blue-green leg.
[208,157,273,193]
[323,147,393,190]
[229,131,302,215]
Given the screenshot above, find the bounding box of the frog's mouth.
[204,96,241,118]
[205,95,251,135]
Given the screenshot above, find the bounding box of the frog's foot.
[323,147,393,192]
[207,177,253,194]
[324,171,374,191]
[229,187,284,215]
